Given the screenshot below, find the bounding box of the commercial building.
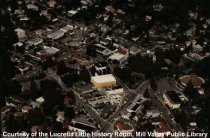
[91,74,116,88]
[36,46,60,55]
[115,121,134,133]
[60,25,74,33]
[163,91,182,109]
[68,10,78,17]
[15,28,26,40]
[106,88,125,105]
[26,38,43,46]
[71,121,95,133]
[146,109,161,118]
[47,30,65,40]
[179,75,205,88]
[94,62,110,75]
[154,122,171,137]
[109,48,129,64]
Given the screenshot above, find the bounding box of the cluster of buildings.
[3,0,210,135]
[179,74,205,95]
[74,73,126,119]
[163,91,183,109]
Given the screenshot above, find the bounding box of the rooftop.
[95,62,108,68]
[91,74,116,83]
[164,91,182,104]
[118,48,128,55]
[179,75,205,88]
[116,121,134,131]
[47,30,65,39]
[155,122,171,133]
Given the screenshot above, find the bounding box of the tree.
[143,88,150,98]
[183,80,196,99]
[42,58,56,70]
[195,56,210,80]
[52,122,67,133]
[174,110,189,131]
[57,60,68,75]
[27,108,44,125]
[0,4,19,106]
[30,81,41,100]
[86,45,97,57]
[64,107,76,120]
[5,114,19,132]
[79,68,90,83]
[165,47,182,64]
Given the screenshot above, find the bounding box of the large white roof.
[91,74,116,83]
[109,53,125,61]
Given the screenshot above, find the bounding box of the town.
[1,0,210,137]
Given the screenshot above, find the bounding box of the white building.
[163,91,181,109]
[122,110,131,120]
[36,46,60,56]
[27,38,43,46]
[15,28,26,40]
[47,30,65,40]
[106,88,125,105]
[109,48,129,64]
[146,109,161,118]
[60,25,74,33]
[193,44,203,52]
[27,4,39,11]
[68,10,78,17]
[13,42,23,47]
[35,97,45,104]
[116,121,134,134]
[91,74,116,88]
[68,126,85,132]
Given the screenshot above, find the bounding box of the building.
[27,4,39,11]
[26,38,43,46]
[146,109,161,118]
[13,42,23,48]
[35,97,45,104]
[163,91,182,109]
[47,30,65,40]
[94,62,110,75]
[36,46,60,56]
[106,88,125,105]
[184,53,204,61]
[151,117,164,125]
[193,44,203,52]
[154,122,171,137]
[122,110,131,120]
[188,122,197,131]
[68,10,78,17]
[179,75,205,88]
[109,48,129,64]
[56,111,65,123]
[129,46,141,55]
[91,74,116,88]
[48,0,56,8]
[15,62,31,74]
[72,116,95,131]
[21,106,32,113]
[127,98,144,113]
[102,49,114,57]
[115,121,134,133]
[68,125,85,132]
[71,121,95,133]
[15,28,26,40]
[95,43,107,54]
[127,103,143,113]
[60,25,74,33]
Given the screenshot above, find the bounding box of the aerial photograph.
[1,0,210,137]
